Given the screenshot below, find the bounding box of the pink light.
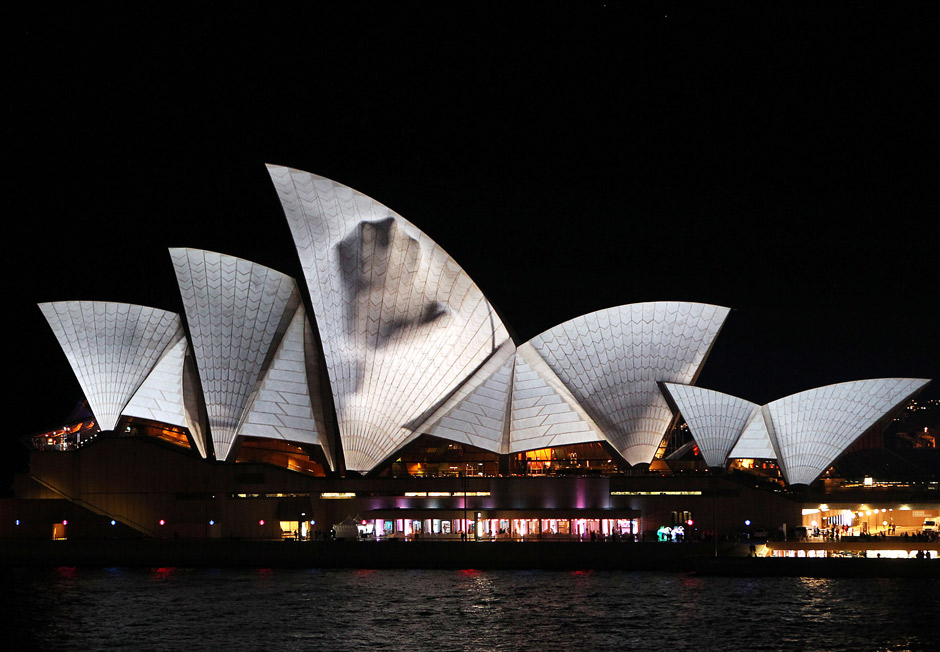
[159,519,165,526]
[259,519,265,526]
[62,520,68,525]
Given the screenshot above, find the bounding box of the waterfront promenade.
[3,538,938,577]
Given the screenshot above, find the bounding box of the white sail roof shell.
[766,377,929,486]
[509,345,610,453]
[419,341,610,455]
[662,383,758,467]
[171,248,325,462]
[39,301,185,432]
[239,303,333,469]
[664,378,930,484]
[123,336,209,458]
[728,405,776,459]
[267,165,511,472]
[421,341,516,453]
[525,302,729,466]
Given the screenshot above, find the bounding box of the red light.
[259,519,265,526]
[362,520,367,525]
[687,519,694,526]
[159,519,165,526]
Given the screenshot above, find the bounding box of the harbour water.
[4,567,938,651]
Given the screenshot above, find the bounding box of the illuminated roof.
[526,302,730,465]
[420,341,610,455]
[667,378,930,484]
[267,165,511,471]
[509,345,610,453]
[662,383,757,467]
[122,336,209,458]
[766,378,930,486]
[421,341,516,454]
[170,248,328,463]
[39,301,185,432]
[36,169,931,483]
[239,303,334,469]
[728,406,776,459]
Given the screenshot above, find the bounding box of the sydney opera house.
[4,166,936,548]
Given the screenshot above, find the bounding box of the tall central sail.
[267,165,510,472]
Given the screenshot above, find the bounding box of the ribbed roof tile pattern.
[422,342,516,453]
[39,301,185,432]
[510,345,609,453]
[527,302,729,466]
[766,378,929,486]
[728,406,776,459]
[267,165,510,471]
[122,337,209,457]
[171,248,304,461]
[240,304,332,468]
[662,383,758,467]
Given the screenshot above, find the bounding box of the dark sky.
[8,4,938,474]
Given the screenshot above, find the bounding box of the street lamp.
[463,467,469,541]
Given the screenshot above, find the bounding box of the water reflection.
[2,568,938,651]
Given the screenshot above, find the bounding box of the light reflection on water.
[4,567,938,651]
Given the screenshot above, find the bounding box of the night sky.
[7,4,938,477]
